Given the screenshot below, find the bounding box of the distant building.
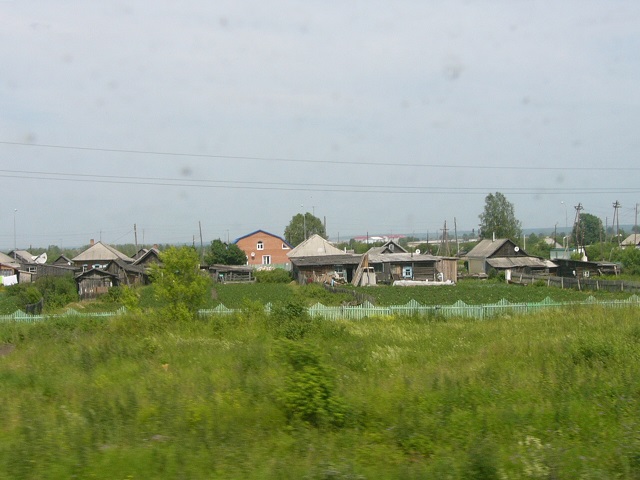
[234,230,292,268]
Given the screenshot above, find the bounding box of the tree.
[284,212,326,247]
[478,192,522,240]
[150,246,210,321]
[204,239,247,265]
[573,212,605,246]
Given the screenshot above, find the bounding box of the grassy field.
[1,304,640,478]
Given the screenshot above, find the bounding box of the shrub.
[275,340,347,428]
[254,269,292,283]
[269,300,314,340]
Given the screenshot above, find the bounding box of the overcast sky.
[2,1,639,249]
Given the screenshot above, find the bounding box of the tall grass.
[1,306,640,478]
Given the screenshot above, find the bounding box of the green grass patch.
[1,306,640,477]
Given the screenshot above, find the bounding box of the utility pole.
[438,220,450,257]
[198,221,204,264]
[134,223,138,252]
[635,203,638,246]
[612,200,621,245]
[454,217,459,255]
[572,203,583,249]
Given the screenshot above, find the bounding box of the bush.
[275,340,347,428]
[268,300,314,340]
[254,269,292,283]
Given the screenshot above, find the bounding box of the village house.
[288,234,361,283]
[364,240,458,284]
[464,238,552,276]
[621,233,640,249]
[234,230,292,269]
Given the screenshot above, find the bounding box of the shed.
[75,268,119,299]
[464,238,550,275]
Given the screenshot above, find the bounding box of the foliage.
[284,212,326,246]
[204,239,247,265]
[524,233,552,258]
[3,274,78,312]
[254,268,292,283]
[101,285,141,312]
[573,212,605,246]
[149,246,211,321]
[275,340,347,427]
[268,300,315,340]
[2,307,640,477]
[478,192,522,240]
[610,246,640,276]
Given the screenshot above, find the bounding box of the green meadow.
[1,300,640,479]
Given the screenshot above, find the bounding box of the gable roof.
[72,241,134,263]
[621,234,640,247]
[233,229,292,248]
[366,239,408,255]
[465,238,522,259]
[7,250,34,264]
[287,234,344,258]
[133,247,161,266]
[0,251,17,264]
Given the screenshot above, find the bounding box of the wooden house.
[234,230,292,268]
[288,235,361,284]
[290,254,362,284]
[75,268,119,300]
[208,264,255,283]
[132,247,161,269]
[364,240,458,284]
[464,238,551,276]
[72,240,134,270]
[621,234,640,249]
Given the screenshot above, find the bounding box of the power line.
[2,140,640,171]
[2,170,639,195]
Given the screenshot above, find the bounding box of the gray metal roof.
[290,254,362,267]
[366,252,440,264]
[287,234,344,258]
[486,257,551,269]
[72,241,134,263]
[465,239,512,258]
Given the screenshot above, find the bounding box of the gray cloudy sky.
[2,1,640,249]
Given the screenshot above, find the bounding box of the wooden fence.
[512,274,640,293]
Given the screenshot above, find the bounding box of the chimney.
[90,239,95,246]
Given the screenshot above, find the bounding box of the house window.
[257,241,264,250]
[262,255,271,265]
[282,243,290,250]
[402,266,413,278]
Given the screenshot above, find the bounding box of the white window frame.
[257,241,264,250]
[402,266,413,278]
[282,243,290,250]
[262,255,271,265]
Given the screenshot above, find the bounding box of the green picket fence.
[200,294,640,321]
[3,296,639,324]
[0,307,128,323]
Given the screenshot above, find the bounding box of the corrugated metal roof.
[486,257,550,269]
[290,254,362,267]
[367,252,440,264]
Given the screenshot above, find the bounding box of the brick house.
[234,230,293,268]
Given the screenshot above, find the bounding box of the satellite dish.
[514,246,520,252]
[415,249,421,254]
